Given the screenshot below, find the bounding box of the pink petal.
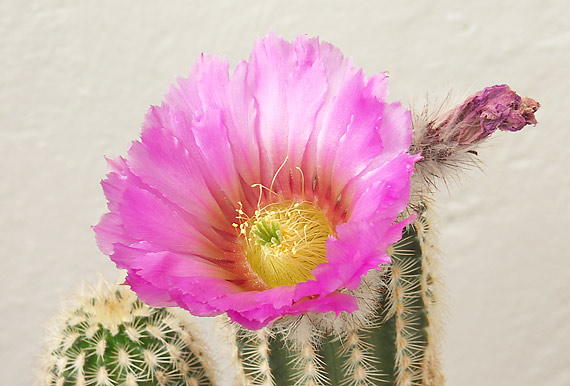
[118,183,237,259]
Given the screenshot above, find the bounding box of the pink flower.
[94,34,419,329]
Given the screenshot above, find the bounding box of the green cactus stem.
[40,278,215,386]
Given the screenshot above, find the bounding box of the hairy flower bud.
[408,84,539,208]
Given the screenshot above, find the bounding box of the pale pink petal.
[93,213,134,256]
[248,33,294,190]
[128,123,233,227]
[118,183,236,259]
[289,292,358,316]
[346,152,419,223]
[124,273,178,307]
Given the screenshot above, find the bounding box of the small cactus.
[40,278,215,386]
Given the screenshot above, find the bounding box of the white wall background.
[1,1,569,385]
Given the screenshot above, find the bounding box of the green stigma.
[252,219,284,246]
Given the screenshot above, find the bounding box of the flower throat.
[238,202,332,288]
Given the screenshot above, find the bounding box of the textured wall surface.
[1,1,569,385]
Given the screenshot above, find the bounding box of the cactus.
[232,206,444,386]
[40,278,215,386]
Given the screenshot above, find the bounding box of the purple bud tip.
[475,84,540,134]
[434,84,540,145]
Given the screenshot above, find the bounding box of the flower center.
[240,202,332,288]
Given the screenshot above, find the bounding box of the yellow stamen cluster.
[236,201,332,288]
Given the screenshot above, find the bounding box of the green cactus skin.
[40,279,215,386]
[235,207,444,386]
[384,211,430,385]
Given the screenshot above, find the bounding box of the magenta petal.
[290,292,359,316]
[130,251,239,286]
[124,272,178,307]
[376,102,413,156]
[118,184,231,257]
[128,123,231,227]
[248,33,294,186]
[225,310,277,330]
[93,213,133,256]
[167,275,246,308]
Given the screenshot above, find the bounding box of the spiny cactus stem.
[392,222,428,386]
[366,315,397,385]
[267,335,291,386]
[236,328,275,386]
[319,335,343,385]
